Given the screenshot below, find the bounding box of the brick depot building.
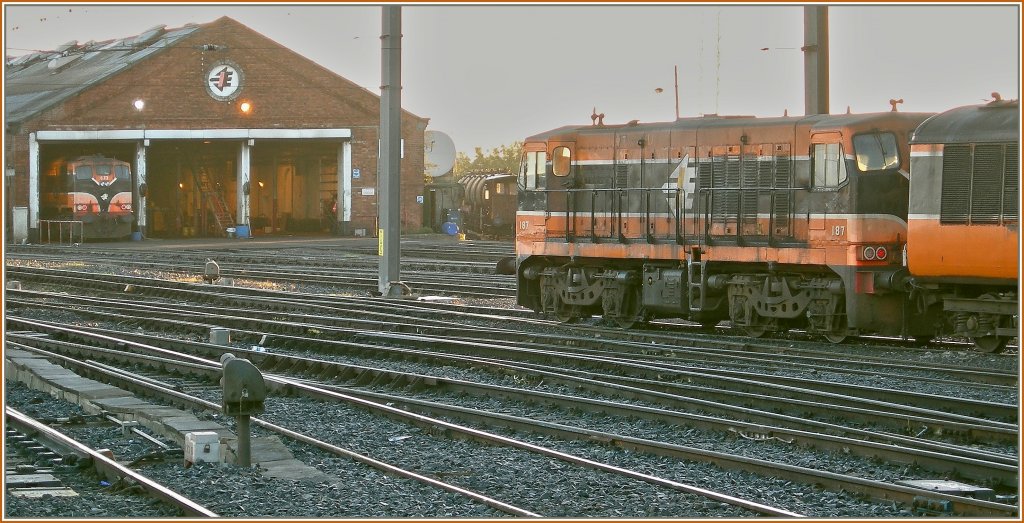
[4,16,428,241]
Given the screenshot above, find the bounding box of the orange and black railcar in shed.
[40,155,135,240]
[905,98,1019,352]
[514,109,938,344]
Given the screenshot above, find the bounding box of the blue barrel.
[235,225,250,238]
[130,231,143,241]
[441,221,459,236]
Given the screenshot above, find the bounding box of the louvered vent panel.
[723,155,741,217]
[1003,143,1018,220]
[740,155,759,221]
[969,144,1003,223]
[940,145,971,223]
[697,160,713,214]
[614,164,628,189]
[757,156,774,188]
[711,156,728,218]
[773,154,792,230]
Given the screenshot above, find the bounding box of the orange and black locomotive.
[513,106,959,344]
[515,101,1019,350]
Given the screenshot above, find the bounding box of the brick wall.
[5,16,428,233]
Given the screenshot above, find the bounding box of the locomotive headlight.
[874,246,887,260]
[120,203,133,211]
[863,246,877,260]
[75,204,88,211]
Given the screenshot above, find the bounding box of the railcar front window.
[812,143,847,189]
[115,165,131,179]
[853,132,900,172]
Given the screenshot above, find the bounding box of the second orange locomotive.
[515,108,938,343]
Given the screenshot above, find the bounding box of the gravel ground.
[4,256,1017,518]
[4,382,183,519]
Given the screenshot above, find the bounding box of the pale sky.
[4,3,1021,155]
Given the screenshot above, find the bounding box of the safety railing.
[39,220,84,245]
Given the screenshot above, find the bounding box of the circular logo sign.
[205,61,243,101]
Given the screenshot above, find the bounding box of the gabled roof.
[5,23,201,125]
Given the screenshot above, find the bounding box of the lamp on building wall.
[133,99,145,111]
[238,100,254,115]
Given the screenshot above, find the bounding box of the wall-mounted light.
[257,181,265,188]
[133,99,145,111]
[178,182,185,189]
[239,100,253,115]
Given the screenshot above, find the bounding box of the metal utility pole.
[378,6,405,296]
[674,65,680,120]
[803,6,829,115]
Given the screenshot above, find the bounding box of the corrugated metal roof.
[4,23,200,125]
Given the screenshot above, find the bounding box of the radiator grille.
[1004,143,1018,218]
[969,144,1003,223]
[940,145,971,222]
[940,143,1017,224]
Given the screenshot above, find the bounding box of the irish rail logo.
[205,61,243,101]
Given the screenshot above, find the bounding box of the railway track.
[6,256,515,299]
[5,239,1019,517]
[6,341,799,518]
[5,310,1018,516]
[5,405,215,517]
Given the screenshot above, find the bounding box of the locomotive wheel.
[612,287,646,329]
[553,300,579,324]
[973,335,1008,354]
[744,324,768,338]
[970,294,1010,353]
[823,333,848,344]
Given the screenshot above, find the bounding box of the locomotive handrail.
[538,185,799,247]
[695,186,801,247]
[538,186,694,245]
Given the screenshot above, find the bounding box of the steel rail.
[5,323,1018,515]
[8,263,1012,369]
[4,343,541,518]
[293,379,1020,518]
[10,321,1015,482]
[5,342,792,518]
[5,406,218,517]
[7,312,1016,445]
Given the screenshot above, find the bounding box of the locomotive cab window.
[812,143,847,189]
[73,165,93,180]
[552,146,572,176]
[520,150,546,190]
[853,132,900,172]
